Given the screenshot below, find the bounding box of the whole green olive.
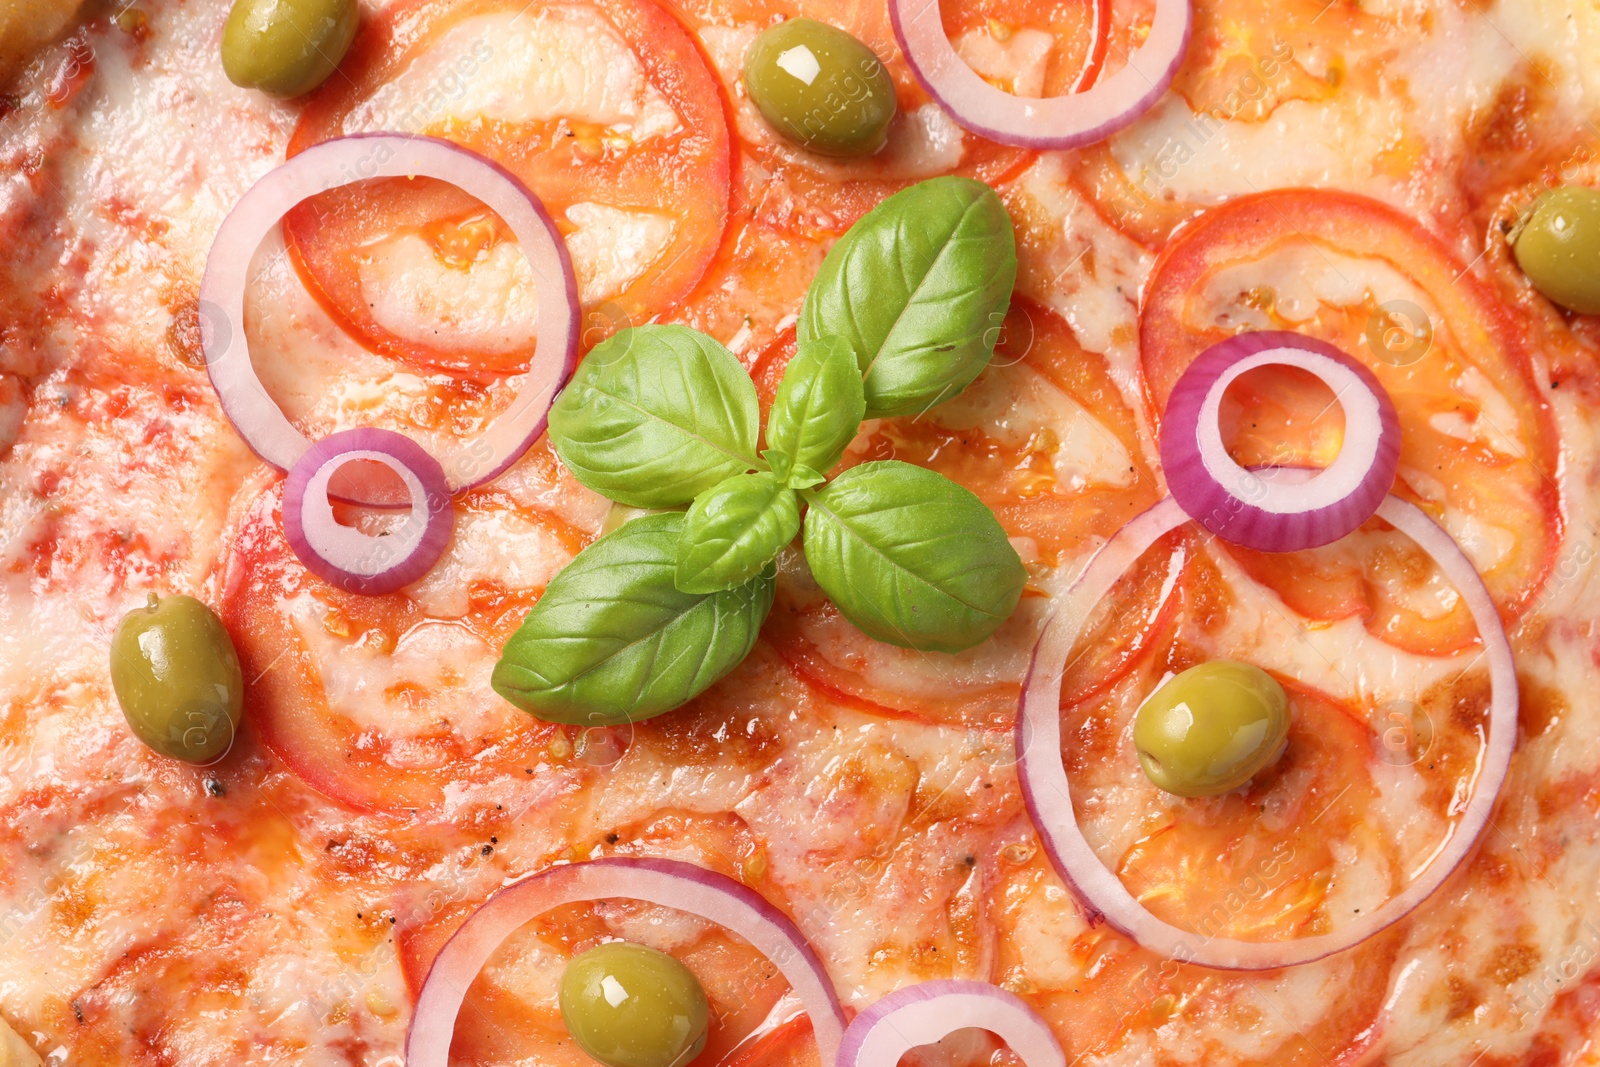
[110,593,244,765]
[1133,661,1289,798]
[1512,186,1600,315]
[743,18,898,158]
[560,941,710,1067]
[221,0,359,97]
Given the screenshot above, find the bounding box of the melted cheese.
[0,0,1598,1063]
[955,26,1055,99]
[1108,2,1525,216]
[346,9,681,141]
[932,360,1139,491]
[0,1015,42,1067]
[358,235,542,354]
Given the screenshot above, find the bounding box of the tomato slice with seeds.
[221,482,586,816]
[284,0,732,374]
[1141,189,1560,656]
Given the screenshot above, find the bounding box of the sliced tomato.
[843,299,1157,562]
[994,843,1399,1067]
[1111,682,1378,940]
[767,302,1164,726]
[719,1014,820,1067]
[769,531,1184,730]
[220,482,584,816]
[987,548,1489,1064]
[764,601,1022,730]
[1140,189,1561,655]
[749,326,797,424]
[1067,538,1499,912]
[1069,1,1420,247]
[1059,533,1186,706]
[284,0,732,373]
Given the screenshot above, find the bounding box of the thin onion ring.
[1159,331,1400,551]
[406,857,847,1067]
[199,133,579,499]
[1016,494,1516,970]
[889,0,1191,149]
[281,427,454,595]
[839,980,1065,1067]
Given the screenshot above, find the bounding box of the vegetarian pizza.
[0,0,1598,1063]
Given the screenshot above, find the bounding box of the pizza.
[0,0,1597,1064]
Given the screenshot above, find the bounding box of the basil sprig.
[494,177,1026,724]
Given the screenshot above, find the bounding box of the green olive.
[1512,186,1600,315]
[1133,661,1289,798]
[560,942,710,1067]
[221,0,359,97]
[743,18,897,158]
[110,594,244,765]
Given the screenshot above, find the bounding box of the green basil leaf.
[491,514,775,724]
[786,463,826,490]
[763,448,794,484]
[801,461,1025,653]
[548,325,760,507]
[765,335,865,478]
[798,176,1016,419]
[676,472,800,594]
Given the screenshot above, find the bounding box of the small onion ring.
[199,133,579,498]
[889,0,1191,149]
[1017,493,1516,969]
[1159,332,1400,552]
[839,981,1065,1067]
[282,427,454,595]
[406,857,848,1067]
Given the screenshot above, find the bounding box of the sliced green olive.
[743,18,897,158]
[560,942,710,1067]
[110,593,244,765]
[1133,661,1289,798]
[1512,185,1600,315]
[221,0,359,97]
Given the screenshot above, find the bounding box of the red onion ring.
[406,857,848,1067]
[282,428,454,595]
[1159,332,1400,552]
[1016,494,1516,970]
[199,133,579,498]
[839,981,1065,1067]
[889,0,1190,149]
